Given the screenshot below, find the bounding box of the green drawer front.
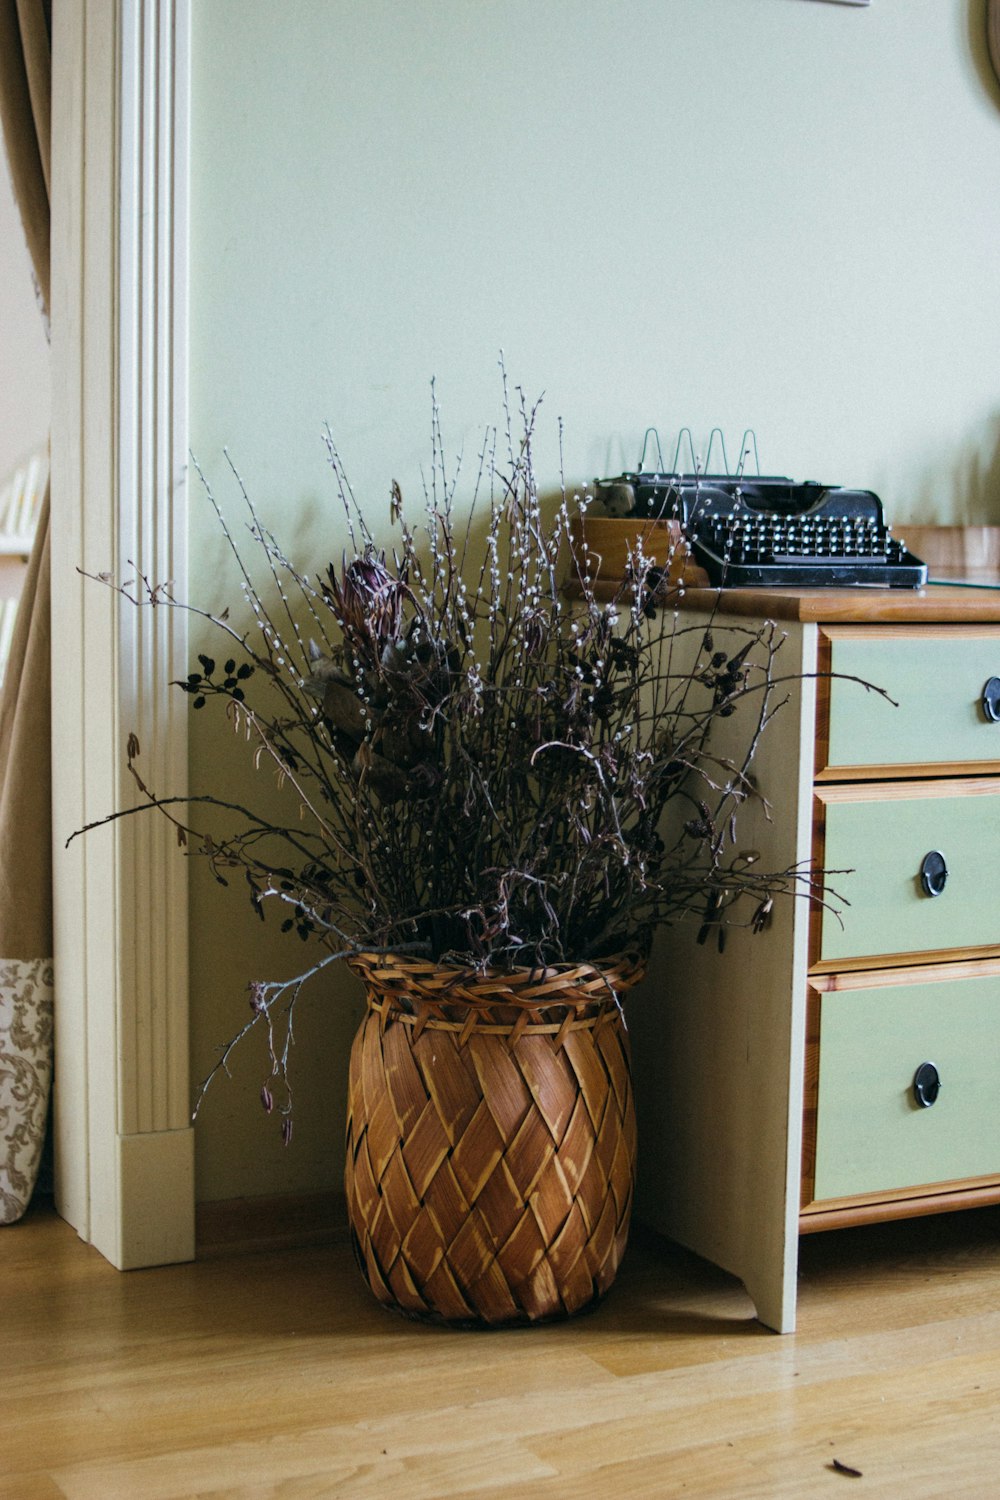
[814,972,1000,1201]
[826,633,1000,770]
[819,786,1000,963]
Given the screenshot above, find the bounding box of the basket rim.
[345,946,647,1017]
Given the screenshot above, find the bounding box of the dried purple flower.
[325,548,410,658]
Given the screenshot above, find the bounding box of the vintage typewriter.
[593,471,927,589]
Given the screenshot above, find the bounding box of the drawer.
[818,626,1000,777]
[804,964,1000,1205]
[813,779,1000,967]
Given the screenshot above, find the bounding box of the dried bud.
[327,547,410,651]
[751,898,774,934]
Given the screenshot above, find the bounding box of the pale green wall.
[188,0,1000,1202]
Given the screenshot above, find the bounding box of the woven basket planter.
[344,949,646,1327]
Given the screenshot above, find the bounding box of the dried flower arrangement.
[78,381,820,1129]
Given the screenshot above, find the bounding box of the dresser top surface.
[675,578,1000,623]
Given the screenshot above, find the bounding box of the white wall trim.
[51,0,192,1267]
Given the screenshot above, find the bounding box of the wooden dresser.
[628,576,1000,1332]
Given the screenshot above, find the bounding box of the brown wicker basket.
[344,949,646,1327]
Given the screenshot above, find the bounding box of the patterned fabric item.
[0,957,53,1221]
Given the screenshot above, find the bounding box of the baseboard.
[196,1189,350,1259]
[116,1128,197,1268]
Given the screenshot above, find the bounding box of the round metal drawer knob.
[983,677,1000,723]
[913,1061,941,1109]
[919,850,948,898]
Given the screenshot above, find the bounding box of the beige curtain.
[0,0,53,1223]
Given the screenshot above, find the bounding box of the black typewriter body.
[593,473,927,590]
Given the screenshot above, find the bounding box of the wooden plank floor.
[3,1201,999,1499]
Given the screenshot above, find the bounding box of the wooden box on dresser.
[627,582,1000,1333]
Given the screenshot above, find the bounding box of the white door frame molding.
[50,0,193,1267]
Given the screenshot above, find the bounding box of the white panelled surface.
[50,0,192,1267]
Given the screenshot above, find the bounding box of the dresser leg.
[742,1260,797,1334]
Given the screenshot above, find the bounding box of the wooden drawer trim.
[815,759,1000,782]
[808,957,1000,991]
[801,985,821,1208]
[809,944,1000,976]
[815,775,1000,804]
[822,624,1000,642]
[802,1170,1000,1219]
[800,1178,1000,1234]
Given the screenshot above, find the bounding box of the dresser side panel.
[628,613,817,1333]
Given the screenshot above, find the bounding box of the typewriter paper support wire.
[636,426,762,478]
